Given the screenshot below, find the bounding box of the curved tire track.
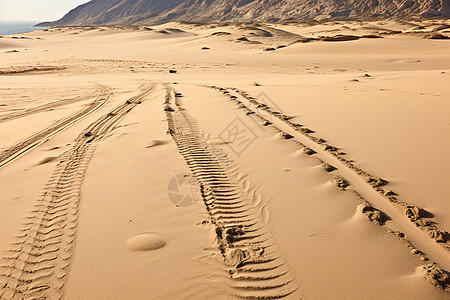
[0,85,100,124]
[0,84,112,169]
[164,85,299,299]
[0,84,154,300]
[207,85,450,291]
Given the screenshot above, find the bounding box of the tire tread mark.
[164,85,299,299]
[0,86,99,124]
[207,85,450,291]
[0,84,112,169]
[0,84,154,300]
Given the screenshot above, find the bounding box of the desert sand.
[0,19,449,299]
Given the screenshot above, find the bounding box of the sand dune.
[0,19,449,299]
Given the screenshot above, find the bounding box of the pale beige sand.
[0,19,449,299]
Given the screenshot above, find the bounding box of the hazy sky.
[0,0,89,21]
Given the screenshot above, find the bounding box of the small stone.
[426,33,450,40]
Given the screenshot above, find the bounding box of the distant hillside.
[37,0,450,27]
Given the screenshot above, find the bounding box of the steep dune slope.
[38,0,450,27]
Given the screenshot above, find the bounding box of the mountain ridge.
[37,0,450,27]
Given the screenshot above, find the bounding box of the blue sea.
[0,21,46,35]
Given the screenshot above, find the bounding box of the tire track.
[0,84,154,300]
[164,85,299,299]
[207,85,450,291]
[0,85,100,124]
[0,84,112,169]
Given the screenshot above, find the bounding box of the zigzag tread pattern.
[164,85,299,299]
[0,84,154,300]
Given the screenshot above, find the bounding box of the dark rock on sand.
[321,35,360,42]
[426,33,450,39]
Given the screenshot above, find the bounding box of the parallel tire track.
[207,85,450,291]
[0,86,100,124]
[0,84,154,300]
[164,85,299,299]
[0,84,112,169]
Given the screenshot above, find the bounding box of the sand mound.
[426,33,450,39]
[146,139,170,148]
[432,25,450,32]
[126,233,167,251]
[36,156,58,165]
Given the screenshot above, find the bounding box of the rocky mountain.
[37,0,450,27]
